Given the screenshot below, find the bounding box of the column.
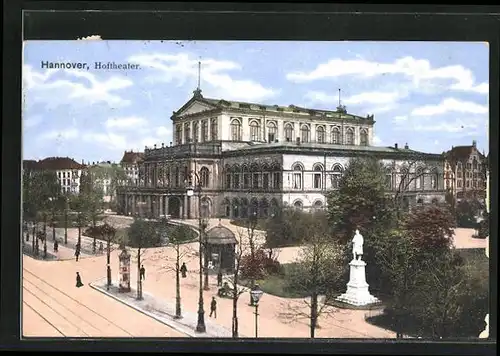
[164,195,169,217]
[147,195,152,216]
[124,194,128,215]
[183,194,188,219]
[158,195,163,217]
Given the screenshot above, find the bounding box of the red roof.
[34,157,86,170]
[120,151,144,164]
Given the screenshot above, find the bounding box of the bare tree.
[152,220,195,319]
[278,228,345,338]
[244,209,260,305]
[223,228,249,338]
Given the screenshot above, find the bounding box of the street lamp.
[187,171,208,333]
[250,284,264,338]
[248,210,258,306]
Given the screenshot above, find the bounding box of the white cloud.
[24,115,43,129]
[396,116,487,136]
[373,135,383,145]
[105,116,148,129]
[39,128,79,141]
[392,115,408,124]
[82,132,128,150]
[287,56,488,95]
[23,65,133,109]
[343,91,403,105]
[128,52,278,102]
[411,98,488,116]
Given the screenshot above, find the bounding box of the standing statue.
[352,229,364,261]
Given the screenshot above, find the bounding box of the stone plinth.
[336,259,379,306]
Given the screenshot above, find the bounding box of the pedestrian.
[99,242,104,254]
[209,296,217,318]
[140,265,146,280]
[217,269,223,287]
[180,262,187,278]
[54,239,59,252]
[76,272,84,288]
[75,249,80,262]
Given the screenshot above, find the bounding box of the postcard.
[22,40,490,339]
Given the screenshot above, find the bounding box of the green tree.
[326,156,395,244]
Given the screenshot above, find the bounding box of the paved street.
[22,215,487,338]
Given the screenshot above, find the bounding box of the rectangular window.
[234,174,240,189]
[226,174,231,189]
[263,173,269,189]
[273,172,281,189]
[253,173,259,188]
[314,173,322,189]
[293,173,302,189]
[243,174,250,189]
[211,119,218,140]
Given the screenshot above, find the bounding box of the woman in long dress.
[76,272,84,288]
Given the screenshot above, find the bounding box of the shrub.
[240,248,281,280]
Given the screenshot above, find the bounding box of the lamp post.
[250,284,264,338]
[64,195,68,245]
[187,171,207,333]
[248,210,258,306]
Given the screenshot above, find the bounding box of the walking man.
[99,242,104,254]
[75,245,81,262]
[140,265,146,281]
[180,262,187,278]
[54,239,59,253]
[209,296,217,318]
[217,269,223,287]
[76,272,84,288]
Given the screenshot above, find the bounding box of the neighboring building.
[116,89,446,219]
[444,140,487,201]
[120,151,144,185]
[25,157,86,194]
[87,161,118,203]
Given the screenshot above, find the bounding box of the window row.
[176,118,218,145]
[230,119,369,145]
[225,172,281,190]
[138,166,211,188]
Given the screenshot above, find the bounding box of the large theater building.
[116,89,446,219]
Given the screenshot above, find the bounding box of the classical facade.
[23,157,86,194]
[444,140,487,201]
[116,90,446,219]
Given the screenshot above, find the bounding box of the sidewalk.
[89,279,234,338]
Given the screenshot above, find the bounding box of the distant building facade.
[120,151,144,185]
[444,140,487,201]
[23,157,86,194]
[116,90,447,219]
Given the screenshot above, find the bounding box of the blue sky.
[23,40,489,163]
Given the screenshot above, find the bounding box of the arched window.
[192,122,199,143]
[200,167,210,188]
[331,127,340,144]
[293,200,303,211]
[385,168,393,190]
[231,119,242,141]
[415,167,424,190]
[400,168,409,191]
[292,163,303,190]
[301,125,310,143]
[184,122,191,143]
[331,164,343,189]
[242,164,250,189]
[313,164,323,189]
[346,128,354,145]
[250,120,261,141]
[201,120,208,142]
[313,200,324,211]
[176,124,182,145]
[284,123,294,142]
[210,118,218,140]
[232,164,240,189]
[316,126,325,144]
[267,121,277,142]
[360,129,368,146]
[430,168,438,190]
[200,197,211,218]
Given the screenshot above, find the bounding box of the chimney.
[472,140,477,148]
[296,137,301,145]
[394,143,398,149]
[404,143,409,149]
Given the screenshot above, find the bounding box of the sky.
[22,40,489,163]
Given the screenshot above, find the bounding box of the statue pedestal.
[336,259,380,306]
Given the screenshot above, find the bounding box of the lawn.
[240,263,312,299]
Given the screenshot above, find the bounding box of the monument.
[336,229,380,306]
[118,248,131,292]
